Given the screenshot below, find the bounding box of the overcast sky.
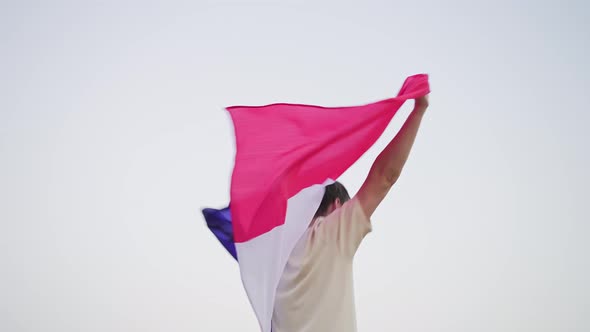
[1,1,589,331]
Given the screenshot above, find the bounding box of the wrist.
[414,95,429,112]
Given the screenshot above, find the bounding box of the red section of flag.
[228,74,430,243]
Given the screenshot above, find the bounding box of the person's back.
[271,95,429,332]
[272,197,370,332]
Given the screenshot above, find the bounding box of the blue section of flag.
[202,206,238,260]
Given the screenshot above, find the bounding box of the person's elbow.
[357,169,398,218]
[383,167,401,188]
[368,165,399,192]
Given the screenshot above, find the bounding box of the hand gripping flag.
[203,74,430,331]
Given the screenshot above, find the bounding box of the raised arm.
[356,96,429,218]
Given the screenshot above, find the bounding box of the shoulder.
[332,197,371,226]
[312,197,372,240]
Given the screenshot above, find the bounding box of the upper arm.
[355,170,395,218]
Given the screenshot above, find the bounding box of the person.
[271,95,430,332]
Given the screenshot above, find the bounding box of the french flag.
[203,74,430,332]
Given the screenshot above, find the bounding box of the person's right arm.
[355,95,429,218]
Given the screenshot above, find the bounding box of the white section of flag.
[235,179,334,332]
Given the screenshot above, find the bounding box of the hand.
[414,95,429,111]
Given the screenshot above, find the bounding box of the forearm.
[370,104,427,185]
[356,98,429,217]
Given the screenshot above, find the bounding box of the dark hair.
[314,181,350,218]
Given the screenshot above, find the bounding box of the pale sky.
[1,1,589,331]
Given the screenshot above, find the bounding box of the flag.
[202,206,237,260]
[203,74,430,331]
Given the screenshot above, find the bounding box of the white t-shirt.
[272,197,372,332]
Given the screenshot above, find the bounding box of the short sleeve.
[315,197,372,257]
